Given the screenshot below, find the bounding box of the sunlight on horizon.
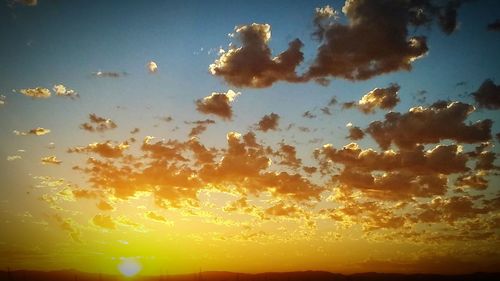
[118,258,142,278]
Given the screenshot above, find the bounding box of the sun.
[118,258,142,277]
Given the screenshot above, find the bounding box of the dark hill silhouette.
[0,270,499,281]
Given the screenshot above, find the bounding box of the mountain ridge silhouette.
[1,269,499,281]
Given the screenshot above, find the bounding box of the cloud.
[80,113,117,132]
[312,5,339,41]
[29,127,50,136]
[6,155,22,161]
[487,19,500,31]
[92,71,126,78]
[303,0,464,82]
[0,95,5,106]
[53,84,79,99]
[277,143,301,168]
[18,87,51,98]
[256,113,280,132]
[265,202,301,218]
[315,143,470,200]
[195,90,240,120]
[455,171,489,190]
[209,23,304,88]
[356,84,400,113]
[187,119,216,137]
[92,214,116,230]
[15,0,37,6]
[41,156,62,165]
[366,101,492,149]
[302,111,317,119]
[147,61,158,73]
[472,79,500,109]
[347,125,365,140]
[96,200,114,211]
[13,127,51,136]
[145,211,171,224]
[53,214,81,243]
[68,141,129,158]
[413,196,490,224]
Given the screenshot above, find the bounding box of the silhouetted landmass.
[0,270,499,281]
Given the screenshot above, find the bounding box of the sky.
[1,0,500,277]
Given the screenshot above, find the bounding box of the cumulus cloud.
[315,142,470,200]
[209,23,304,88]
[68,141,129,158]
[487,19,500,31]
[92,214,116,230]
[413,196,490,224]
[356,84,400,113]
[347,125,365,140]
[472,79,500,109]
[303,0,464,82]
[13,127,51,136]
[256,113,280,132]
[312,5,339,41]
[18,87,51,98]
[147,61,158,73]
[80,113,117,132]
[195,90,240,120]
[41,156,62,165]
[277,143,302,168]
[53,84,79,99]
[455,171,489,190]
[366,101,492,149]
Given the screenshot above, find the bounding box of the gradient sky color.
[1,0,500,276]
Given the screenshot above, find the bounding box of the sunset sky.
[1,0,500,276]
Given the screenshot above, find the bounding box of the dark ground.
[1,270,499,281]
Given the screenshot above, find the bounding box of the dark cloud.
[357,84,400,113]
[209,23,304,88]
[80,113,117,132]
[303,0,455,82]
[302,111,317,119]
[320,107,332,115]
[342,84,401,113]
[487,19,500,31]
[187,119,216,137]
[315,143,470,200]
[256,113,280,132]
[209,1,465,87]
[366,101,492,149]
[195,90,239,120]
[472,79,500,109]
[347,126,365,140]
